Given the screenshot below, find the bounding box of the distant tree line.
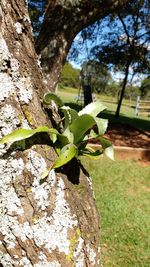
[28,0,150,112]
[59,61,149,100]
[59,62,80,89]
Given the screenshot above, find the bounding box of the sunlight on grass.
[57,86,150,131]
[58,86,150,266]
[58,86,78,103]
[81,158,150,267]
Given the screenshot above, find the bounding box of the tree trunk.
[0,1,100,266]
[83,85,93,106]
[36,0,131,91]
[115,61,130,117]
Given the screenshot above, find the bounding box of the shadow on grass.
[100,110,150,132]
[65,102,150,132]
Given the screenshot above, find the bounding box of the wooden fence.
[135,96,150,116]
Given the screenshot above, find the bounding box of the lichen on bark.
[0,0,101,266]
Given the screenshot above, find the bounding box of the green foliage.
[43,92,63,107]
[0,126,58,145]
[52,144,78,169]
[104,81,121,97]
[59,62,80,89]
[92,1,150,78]
[81,60,112,93]
[140,76,150,98]
[0,93,113,175]
[70,1,150,116]
[124,85,140,99]
[58,86,150,130]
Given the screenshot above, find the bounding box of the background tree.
[69,0,150,116]
[91,0,150,116]
[140,76,150,98]
[35,0,132,91]
[0,0,131,266]
[104,81,121,97]
[59,62,80,89]
[80,60,112,105]
[81,60,112,94]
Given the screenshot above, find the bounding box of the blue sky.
[68,13,149,87]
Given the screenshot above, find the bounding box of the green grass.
[58,86,150,265]
[57,86,150,131]
[82,158,150,267]
[58,86,78,103]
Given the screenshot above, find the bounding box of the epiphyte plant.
[0,93,114,176]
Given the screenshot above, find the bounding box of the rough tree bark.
[36,0,131,91]
[0,1,100,266]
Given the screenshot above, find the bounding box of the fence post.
[135,96,140,116]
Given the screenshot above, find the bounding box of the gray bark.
[0,1,100,266]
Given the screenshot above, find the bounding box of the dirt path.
[105,123,150,149]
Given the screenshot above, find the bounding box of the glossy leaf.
[48,128,59,143]
[95,117,108,135]
[88,129,98,138]
[70,114,96,144]
[52,143,78,169]
[99,136,114,160]
[57,133,69,147]
[0,126,57,144]
[43,92,63,107]
[104,146,114,160]
[60,106,78,129]
[63,127,74,143]
[78,101,106,117]
[81,149,103,160]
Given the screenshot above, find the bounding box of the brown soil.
[105,123,150,149]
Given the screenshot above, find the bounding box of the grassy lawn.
[82,158,150,267]
[57,86,150,131]
[58,86,150,265]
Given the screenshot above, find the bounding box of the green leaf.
[60,106,78,129]
[95,117,108,135]
[99,136,114,160]
[49,131,57,143]
[63,127,74,143]
[57,133,69,147]
[78,101,106,117]
[52,143,78,169]
[43,92,63,107]
[0,126,57,145]
[81,149,103,160]
[70,114,96,144]
[88,129,98,139]
[104,146,114,160]
[47,127,59,143]
[99,136,112,149]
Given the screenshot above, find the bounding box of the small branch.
[118,13,130,44]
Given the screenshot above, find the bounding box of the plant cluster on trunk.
[0,1,100,266]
